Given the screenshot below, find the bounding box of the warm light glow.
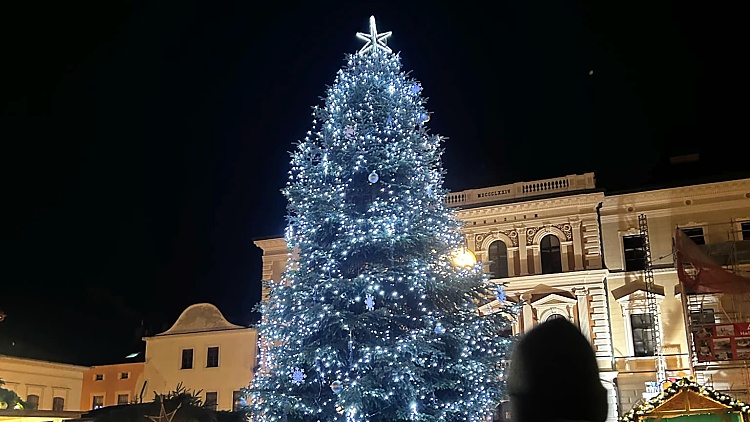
[452,247,477,268]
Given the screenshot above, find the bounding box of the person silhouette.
[506,317,608,422]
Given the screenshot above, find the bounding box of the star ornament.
[356,16,392,54]
[145,402,180,422]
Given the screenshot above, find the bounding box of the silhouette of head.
[506,318,608,422]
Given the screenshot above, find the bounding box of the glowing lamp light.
[451,248,477,268]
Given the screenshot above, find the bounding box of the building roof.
[151,303,247,337]
[0,354,91,371]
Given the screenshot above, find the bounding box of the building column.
[532,246,541,275]
[561,242,570,272]
[521,292,534,333]
[507,248,517,277]
[517,227,528,275]
[574,287,591,342]
[600,371,620,422]
[571,220,584,270]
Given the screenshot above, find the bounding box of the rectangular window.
[232,391,242,412]
[205,392,218,411]
[181,348,194,369]
[53,397,65,411]
[682,227,705,245]
[26,394,39,410]
[120,372,129,379]
[95,373,104,381]
[742,221,750,240]
[92,395,104,409]
[623,235,646,271]
[690,309,715,325]
[117,394,129,405]
[631,313,657,357]
[207,346,219,367]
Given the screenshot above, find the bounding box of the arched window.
[53,397,65,411]
[545,313,567,322]
[540,235,562,274]
[26,394,39,410]
[488,240,508,279]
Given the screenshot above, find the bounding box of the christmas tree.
[247,17,516,422]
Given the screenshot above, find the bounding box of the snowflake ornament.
[290,367,306,385]
[344,125,357,139]
[496,286,506,302]
[365,294,375,311]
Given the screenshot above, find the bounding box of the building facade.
[0,355,88,412]
[254,173,750,420]
[600,177,750,412]
[79,362,145,410]
[140,303,258,412]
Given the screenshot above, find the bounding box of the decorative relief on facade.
[474,233,485,247]
[526,226,541,245]
[526,224,573,245]
[506,230,518,247]
[553,223,573,241]
[475,230,518,248]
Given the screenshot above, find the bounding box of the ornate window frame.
[531,293,578,323]
[615,290,665,358]
[478,232,516,278]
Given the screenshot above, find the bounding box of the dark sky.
[1,1,747,365]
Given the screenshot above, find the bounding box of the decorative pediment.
[612,280,665,302]
[520,283,576,303]
[530,292,578,307]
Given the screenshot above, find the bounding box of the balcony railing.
[445,173,596,208]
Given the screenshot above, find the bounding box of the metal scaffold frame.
[638,213,667,387]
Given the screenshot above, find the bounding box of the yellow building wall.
[0,356,87,411]
[601,178,750,409]
[141,329,258,411]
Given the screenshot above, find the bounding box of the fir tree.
[247,17,515,422]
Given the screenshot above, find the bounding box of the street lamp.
[451,247,477,268]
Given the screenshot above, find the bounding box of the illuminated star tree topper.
[356,15,392,54]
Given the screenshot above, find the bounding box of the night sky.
[2,1,747,365]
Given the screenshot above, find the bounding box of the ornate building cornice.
[455,192,605,220]
[601,179,750,214]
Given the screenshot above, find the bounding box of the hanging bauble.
[344,125,357,139]
[330,380,344,394]
[368,170,379,184]
[434,324,446,335]
[418,112,429,124]
[410,83,422,94]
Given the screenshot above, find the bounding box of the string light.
[245,16,518,422]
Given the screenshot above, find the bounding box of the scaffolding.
[676,219,750,401]
[639,214,667,387]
